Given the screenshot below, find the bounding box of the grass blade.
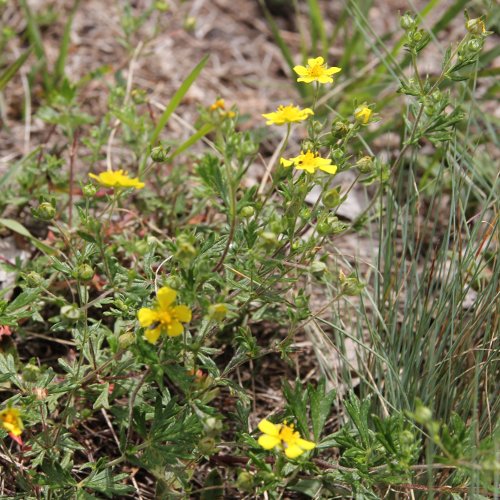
[54,0,81,88]
[257,0,306,98]
[307,0,328,58]
[0,48,32,91]
[150,54,209,145]
[170,123,215,159]
[18,0,49,90]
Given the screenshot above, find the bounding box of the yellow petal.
[319,164,337,174]
[137,308,158,327]
[296,163,315,174]
[157,287,177,309]
[317,75,334,84]
[172,305,192,323]
[258,419,280,436]
[258,434,281,450]
[285,444,304,459]
[293,65,308,76]
[280,158,293,167]
[167,320,183,337]
[297,76,315,84]
[319,164,338,175]
[308,57,324,66]
[297,438,316,450]
[144,327,162,344]
[326,66,342,75]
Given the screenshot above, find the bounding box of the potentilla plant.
[0,4,496,498]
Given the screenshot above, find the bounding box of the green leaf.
[93,383,110,410]
[288,479,323,497]
[309,379,336,441]
[150,55,209,145]
[0,218,32,239]
[82,469,132,495]
[0,218,55,255]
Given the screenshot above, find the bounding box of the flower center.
[308,63,324,77]
[157,310,172,325]
[278,423,298,446]
[298,151,317,168]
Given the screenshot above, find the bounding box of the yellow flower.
[138,286,192,344]
[354,105,373,125]
[257,419,315,459]
[89,170,145,189]
[210,98,226,111]
[280,150,337,175]
[293,57,341,84]
[262,104,314,126]
[0,408,23,437]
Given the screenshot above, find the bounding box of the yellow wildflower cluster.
[281,150,337,175]
[0,408,23,437]
[262,104,314,126]
[138,286,192,344]
[89,170,145,189]
[209,98,236,119]
[258,419,315,459]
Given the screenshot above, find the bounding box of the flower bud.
[331,121,350,139]
[301,139,316,152]
[198,436,216,455]
[204,417,223,433]
[33,201,56,221]
[175,238,197,263]
[466,18,486,35]
[72,264,94,282]
[413,403,433,424]
[240,206,255,218]
[150,145,170,163]
[82,183,97,197]
[460,37,483,59]
[236,471,254,492]
[311,120,323,134]
[131,88,147,105]
[61,304,81,321]
[355,156,375,174]
[24,271,44,287]
[208,303,228,321]
[354,105,373,125]
[164,275,182,289]
[339,269,365,296]
[23,364,41,382]
[400,13,416,30]
[322,187,341,208]
[299,207,311,221]
[310,260,327,277]
[260,231,279,248]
